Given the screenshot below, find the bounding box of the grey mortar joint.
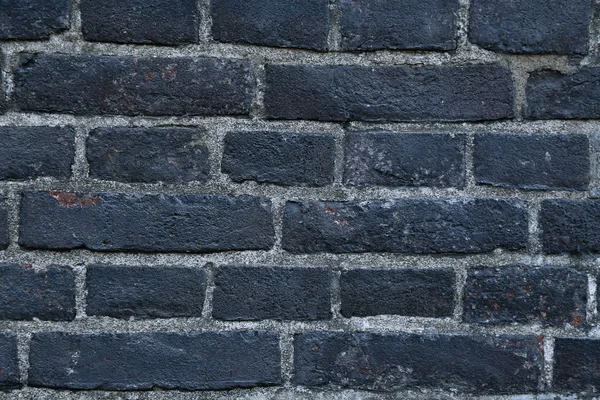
[71,125,90,182]
[201,262,216,320]
[542,336,555,391]
[330,268,342,320]
[73,263,87,319]
[527,199,542,255]
[16,332,30,386]
[279,328,295,386]
[249,56,267,119]
[198,0,213,45]
[464,132,476,190]
[327,0,341,51]
[453,265,468,322]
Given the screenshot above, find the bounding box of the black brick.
[469,0,591,55]
[87,127,210,184]
[222,131,335,187]
[264,64,514,122]
[294,333,542,394]
[19,191,274,253]
[0,127,74,181]
[0,0,70,39]
[526,68,600,119]
[339,0,459,51]
[282,199,527,254]
[0,264,75,321]
[28,331,280,390]
[474,134,589,190]
[463,266,587,326]
[540,200,600,254]
[14,54,253,116]
[0,199,7,250]
[554,338,600,392]
[81,0,199,45]
[344,132,465,188]
[0,334,19,390]
[213,266,331,321]
[211,0,329,50]
[340,268,455,318]
[86,265,205,319]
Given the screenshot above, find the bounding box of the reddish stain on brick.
[49,192,102,208]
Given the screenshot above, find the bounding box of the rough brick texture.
[0,0,70,39]
[340,268,455,318]
[14,54,253,116]
[339,0,459,51]
[87,127,210,184]
[86,265,205,318]
[540,200,600,254]
[213,266,331,321]
[473,134,590,190]
[0,127,74,181]
[463,266,587,326]
[28,332,281,390]
[294,333,542,394]
[0,334,19,390]
[80,0,199,45]
[265,65,514,122]
[0,200,8,251]
[469,0,591,54]
[526,68,600,119]
[282,199,527,254]
[19,191,274,252]
[553,338,600,392]
[344,132,465,188]
[211,0,329,50]
[222,131,335,186]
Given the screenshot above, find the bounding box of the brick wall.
[0,0,599,398]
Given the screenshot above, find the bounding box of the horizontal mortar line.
[0,250,596,270]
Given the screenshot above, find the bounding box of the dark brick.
[222,131,335,187]
[14,54,253,116]
[0,264,75,321]
[0,0,70,39]
[340,268,455,318]
[526,68,600,119]
[86,265,205,319]
[213,266,331,321]
[28,331,280,390]
[282,199,527,254]
[554,338,600,392]
[0,199,7,250]
[0,334,19,390]
[87,127,210,184]
[294,333,542,393]
[344,132,465,188]
[474,134,590,190]
[81,0,199,45]
[469,0,591,55]
[339,0,459,51]
[463,266,587,326]
[211,0,329,50]
[540,200,600,254]
[264,64,514,122]
[19,191,274,253]
[0,127,74,181]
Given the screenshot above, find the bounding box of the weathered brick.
[469,0,591,54]
[264,64,514,122]
[28,331,280,390]
[340,268,455,318]
[339,0,459,51]
[0,127,74,181]
[294,333,542,393]
[344,132,465,188]
[526,68,600,119]
[540,200,600,254]
[474,134,589,190]
[0,200,8,250]
[87,127,210,184]
[222,131,335,187]
[19,191,274,253]
[14,54,253,116]
[81,0,199,45]
[213,266,331,321]
[282,199,527,254]
[463,267,587,326]
[86,265,205,319]
[211,0,329,50]
[0,264,75,321]
[0,0,70,39]
[0,334,19,390]
[554,338,600,392]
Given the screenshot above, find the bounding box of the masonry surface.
[0,0,600,399]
